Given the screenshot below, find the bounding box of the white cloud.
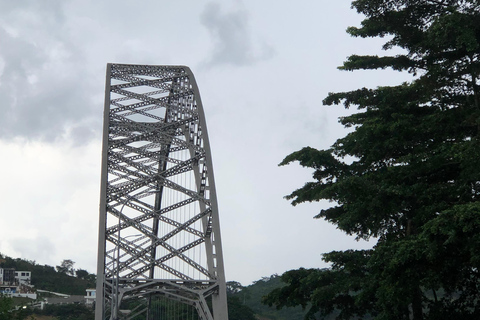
[0,139,100,271]
[10,236,56,264]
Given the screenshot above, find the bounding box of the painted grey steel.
[95,64,228,320]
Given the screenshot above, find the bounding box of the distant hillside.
[229,275,307,320]
[0,254,95,295]
[1,254,312,319]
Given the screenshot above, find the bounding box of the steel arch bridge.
[95,64,229,320]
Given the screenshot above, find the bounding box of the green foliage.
[227,295,257,320]
[0,294,14,319]
[225,281,259,320]
[142,297,199,320]
[268,1,480,319]
[0,256,96,295]
[56,260,75,276]
[37,304,94,320]
[232,275,307,320]
[75,269,96,288]
[121,293,256,320]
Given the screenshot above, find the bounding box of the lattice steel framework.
[95,64,228,320]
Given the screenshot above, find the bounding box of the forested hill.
[0,254,310,319]
[0,254,96,295]
[228,275,307,320]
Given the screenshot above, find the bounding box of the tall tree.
[56,259,75,276]
[264,1,480,319]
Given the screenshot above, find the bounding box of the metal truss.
[95,64,229,320]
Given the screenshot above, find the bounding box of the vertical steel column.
[95,63,112,320]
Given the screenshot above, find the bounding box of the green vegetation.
[264,1,480,319]
[0,294,14,319]
[0,294,93,320]
[227,295,257,320]
[0,255,96,295]
[0,253,298,319]
[39,304,94,320]
[18,304,94,320]
[0,254,96,319]
[229,276,306,320]
[119,285,258,320]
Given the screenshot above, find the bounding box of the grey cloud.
[11,236,56,263]
[0,2,101,144]
[200,2,274,67]
[0,0,65,22]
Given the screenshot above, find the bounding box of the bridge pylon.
[95,64,229,320]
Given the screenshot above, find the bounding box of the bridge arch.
[95,64,228,320]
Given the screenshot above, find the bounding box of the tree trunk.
[412,286,423,320]
[406,219,423,320]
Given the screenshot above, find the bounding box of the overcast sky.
[0,0,411,285]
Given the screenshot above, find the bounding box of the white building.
[85,289,96,305]
[0,268,36,299]
[15,271,32,285]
